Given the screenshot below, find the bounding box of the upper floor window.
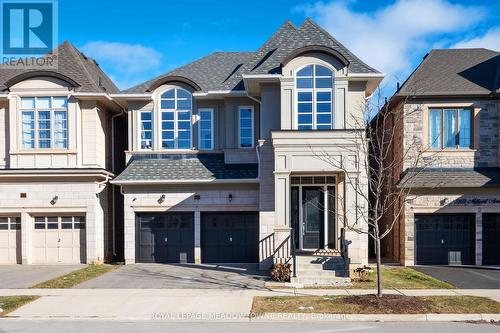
[296,64,334,130]
[239,106,253,148]
[160,88,192,149]
[198,109,213,150]
[429,108,472,149]
[140,111,153,149]
[20,96,68,149]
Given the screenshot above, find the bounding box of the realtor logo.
[0,0,57,67]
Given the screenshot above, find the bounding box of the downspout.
[95,174,110,264]
[246,91,262,179]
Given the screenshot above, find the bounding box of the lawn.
[350,267,455,289]
[0,296,39,316]
[31,264,120,289]
[252,295,500,315]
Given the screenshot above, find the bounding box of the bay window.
[20,96,68,149]
[429,108,472,149]
[160,88,192,149]
[296,64,334,130]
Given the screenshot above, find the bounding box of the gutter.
[111,178,260,185]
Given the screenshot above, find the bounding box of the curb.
[250,313,500,322]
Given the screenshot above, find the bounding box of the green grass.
[31,264,119,289]
[350,267,455,289]
[0,296,39,316]
[251,295,500,315]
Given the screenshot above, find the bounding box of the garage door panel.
[137,213,194,263]
[483,214,500,265]
[201,212,259,263]
[415,214,473,265]
[0,217,21,263]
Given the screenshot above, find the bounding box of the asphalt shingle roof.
[0,41,119,93]
[397,48,500,96]
[112,154,258,183]
[122,19,379,94]
[397,168,500,188]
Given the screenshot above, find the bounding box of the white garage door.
[0,217,21,264]
[32,216,86,264]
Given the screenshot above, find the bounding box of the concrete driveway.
[413,266,500,289]
[76,263,269,289]
[0,264,85,288]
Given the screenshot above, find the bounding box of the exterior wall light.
[50,196,58,205]
[158,194,166,204]
[228,194,233,202]
[194,194,201,200]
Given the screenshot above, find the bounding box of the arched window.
[160,88,192,149]
[296,64,334,130]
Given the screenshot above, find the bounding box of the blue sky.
[58,0,500,95]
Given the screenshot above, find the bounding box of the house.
[380,48,500,266]
[0,42,125,264]
[111,18,384,283]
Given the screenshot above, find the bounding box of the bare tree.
[312,87,438,297]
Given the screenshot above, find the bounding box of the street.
[0,320,498,332]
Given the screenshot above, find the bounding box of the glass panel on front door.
[290,176,336,251]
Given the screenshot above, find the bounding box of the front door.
[302,187,324,249]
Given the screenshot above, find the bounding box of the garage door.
[0,217,21,264]
[32,216,86,264]
[201,212,259,263]
[415,214,473,265]
[482,214,500,265]
[137,213,194,263]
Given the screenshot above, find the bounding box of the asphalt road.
[0,320,498,333]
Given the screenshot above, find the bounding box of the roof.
[122,19,379,94]
[0,41,119,93]
[112,154,258,184]
[397,48,500,97]
[397,168,500,189]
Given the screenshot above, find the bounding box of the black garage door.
[482,214,500,265]
[137,213,194,263]
[415,214,474,265]
[201,212,259,263]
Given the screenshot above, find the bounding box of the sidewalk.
[2,288,500,321]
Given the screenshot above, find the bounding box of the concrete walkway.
[3,288,500,320]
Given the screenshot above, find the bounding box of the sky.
[58,0,500,96]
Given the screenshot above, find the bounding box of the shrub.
[270,263,292,282]
[352,265,374,282]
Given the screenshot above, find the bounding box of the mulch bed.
[342,295,431,313]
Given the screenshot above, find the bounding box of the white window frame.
[295,64,334,130]
[139,110,153,150]
[19,96,68,150]
[238,106,254,148]
[198,108,214,150]
[159,88,193,150]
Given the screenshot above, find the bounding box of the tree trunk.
[376,237,382,297]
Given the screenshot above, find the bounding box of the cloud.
[81,41,163,89]
[453,28,500,51]
[297,0,485,84]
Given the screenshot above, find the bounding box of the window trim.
[19,96,69,150]
[294,64,334,130]
[159,87,193,150]
[198,108,214,150]
[238,105,254,148]
[139,110,153,150]
[428,107,473,150]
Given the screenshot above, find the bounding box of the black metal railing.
[290,227,296,278]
